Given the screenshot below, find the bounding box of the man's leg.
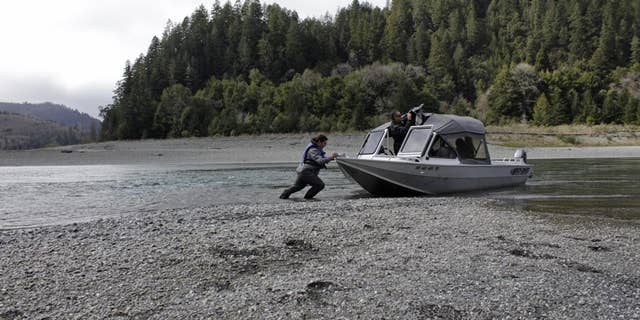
[280,174,307,199]
[303,174,325,199]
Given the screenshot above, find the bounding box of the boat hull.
[337,158,531,196]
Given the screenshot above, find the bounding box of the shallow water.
[491,158,640,220]
[1,158,639,229]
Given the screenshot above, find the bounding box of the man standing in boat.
[389,111,415,154]
[279,134,338,200]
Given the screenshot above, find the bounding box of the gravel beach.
[2,198,639,319]
[1,135,640,319]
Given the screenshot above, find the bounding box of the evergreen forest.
[99,0,640,140]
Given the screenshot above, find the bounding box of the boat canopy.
[420,113,485,135]
[371,112,486,136]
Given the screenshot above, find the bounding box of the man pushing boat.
[279,134,338,200]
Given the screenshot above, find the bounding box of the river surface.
[1,158,639,229]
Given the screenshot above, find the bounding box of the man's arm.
[390,112,414,137]
[308,148,336,166]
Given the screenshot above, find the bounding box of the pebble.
[0,197,639,319]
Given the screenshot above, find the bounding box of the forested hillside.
[0,102,101,135]
[0,112,86,150]
[100,0,640,140]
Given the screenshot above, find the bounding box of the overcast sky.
[0,0,387,118]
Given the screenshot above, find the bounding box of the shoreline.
[1,134,639,167]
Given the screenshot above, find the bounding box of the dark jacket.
[389,118,415,154]
[296,142,333,175]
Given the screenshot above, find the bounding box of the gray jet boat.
[336,107,533,196]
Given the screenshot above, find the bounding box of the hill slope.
[0,102,101,134]
[0,112,84,150]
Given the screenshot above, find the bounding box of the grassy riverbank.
[486,124,640,147]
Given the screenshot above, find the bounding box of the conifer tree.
[153,84,193,138]
[427,28,451,80]
[602,90,622,124]
[637,99,640,125]
[581,90,598,124]
[465,1,480,51]
[542,0,559,50]
[616,1,634,65]
[591,3,617,70]
[533,94,552,126]
[225,2,243,75]
[427,29,455,100]
[284,16,305,74]
[210,2,232,78]
[238,0,264,74]
[548,86,570,125]
[569,1,589,61]
[186,5,211,91]
[382,0,413,62]
[525,0,545,64]
[408,1,431,66]
[622,90,638,124]
[487,65,518,124]
[258,4,291,81]
[488,64,540,123]
[631,35,640,65]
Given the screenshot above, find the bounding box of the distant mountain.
[0,112,85,150]
[0,102,101,134]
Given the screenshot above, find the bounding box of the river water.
[1,158,639,229]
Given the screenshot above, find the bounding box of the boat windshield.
[399,127,433,155]
[428,135,457,159]
[359,131,384,155]
[441,133,490,164]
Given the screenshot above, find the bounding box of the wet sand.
[1,135,640,319]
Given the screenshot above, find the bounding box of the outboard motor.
[514,149,527,163]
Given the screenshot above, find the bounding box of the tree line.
[100,0,640,140]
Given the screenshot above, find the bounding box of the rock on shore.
[2,198,639,319]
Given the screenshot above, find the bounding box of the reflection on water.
[488,158,640,220]
[1,158,639,229]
